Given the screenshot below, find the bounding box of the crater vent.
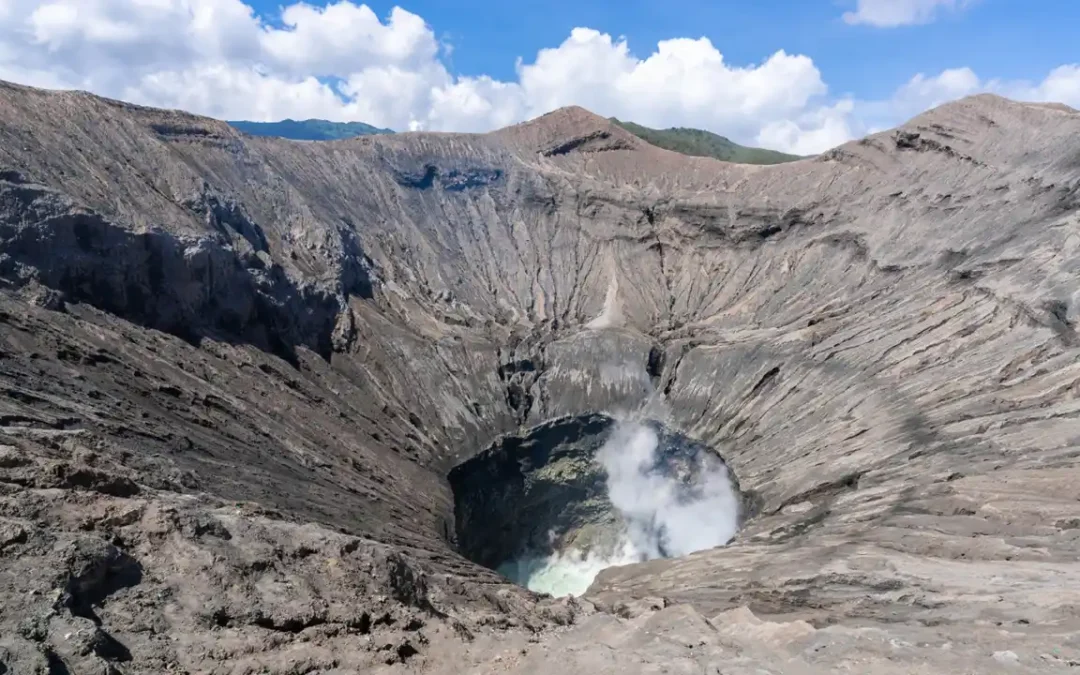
[449,413,744,597]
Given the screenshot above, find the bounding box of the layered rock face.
[1,79,1080,673]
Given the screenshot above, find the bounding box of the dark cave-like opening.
[448,413,744,597]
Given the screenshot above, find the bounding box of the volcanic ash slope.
[0,80,1079,673]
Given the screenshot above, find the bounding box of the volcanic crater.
[0,81,1079,673]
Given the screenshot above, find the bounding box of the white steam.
[502,420,740,597]
[497,544,641,598]
[598,422,740,559]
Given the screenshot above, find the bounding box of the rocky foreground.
[1,80,1079,673]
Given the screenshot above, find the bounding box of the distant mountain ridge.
[610,118,802,164]
[227,118,394,140]
[227,116,800,165]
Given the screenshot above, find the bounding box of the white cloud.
[854,67,984,128]
[757,99,857,157]
[843,0,973,27]
[261,4,437,74]
[0,0,1076,156]
[514,29,829,138]
[1010,65,1080,108]
[860,65,1080,131]
[0,2,842,152]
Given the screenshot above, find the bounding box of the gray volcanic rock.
[0,78,1079,673]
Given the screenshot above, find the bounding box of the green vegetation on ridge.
[227,119,393,141]
[226,116,800,165]
[610,119,802,165]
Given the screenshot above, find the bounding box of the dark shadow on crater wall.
[449,413,614,570]
[0,176,374,366]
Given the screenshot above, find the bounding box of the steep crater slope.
[1,81,1080,672]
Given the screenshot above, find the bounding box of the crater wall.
[1,82,1080,672]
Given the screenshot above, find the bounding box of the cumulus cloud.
[843,0,974,27]
[0,2,845,152]
[1007,65,1080,109]
[856,65,1080,133]
[852,67,985,132]
[514,29,831,143]
[756,99,857,157]
[0,0,1076,156]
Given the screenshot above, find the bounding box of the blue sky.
[1,0,1078,154]
[248,0,1078,100]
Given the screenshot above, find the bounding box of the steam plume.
[597,421,739,560]
[501,419,739,597]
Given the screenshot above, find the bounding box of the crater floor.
[1,81,1080,673]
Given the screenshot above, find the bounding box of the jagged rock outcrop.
[1,79,1080,672]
